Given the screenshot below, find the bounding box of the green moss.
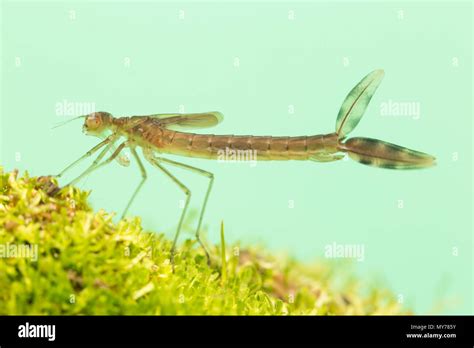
[0,167,408,315]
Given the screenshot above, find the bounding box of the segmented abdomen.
[149,129,329,161]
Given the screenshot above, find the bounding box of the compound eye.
[86,114,100,128]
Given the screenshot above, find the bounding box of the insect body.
[55,70,435,265]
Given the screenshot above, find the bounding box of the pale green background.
[1,1,472,314]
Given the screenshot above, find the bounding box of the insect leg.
[310,152,345,162]
[151,155,213,265]
[66,141,127,187]
[54,136,113,178]
[121,147,147,219]
[145,154,191,268]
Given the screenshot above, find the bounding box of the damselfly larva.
[54,70,435,265]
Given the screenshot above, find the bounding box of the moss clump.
[0,167,407,315]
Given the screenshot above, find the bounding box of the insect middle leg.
[147,154,213,264]
[121,147,147,219]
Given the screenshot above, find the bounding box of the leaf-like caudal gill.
[335,69,385,139]
[340,137,436,169]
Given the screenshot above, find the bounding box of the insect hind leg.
[310,152,345,163]
[143,148,213,266]
[143,150,192,269]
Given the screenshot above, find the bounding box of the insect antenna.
[51,115,87,130]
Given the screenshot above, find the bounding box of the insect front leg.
[66,140,127,187]
[54,135,114,178]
